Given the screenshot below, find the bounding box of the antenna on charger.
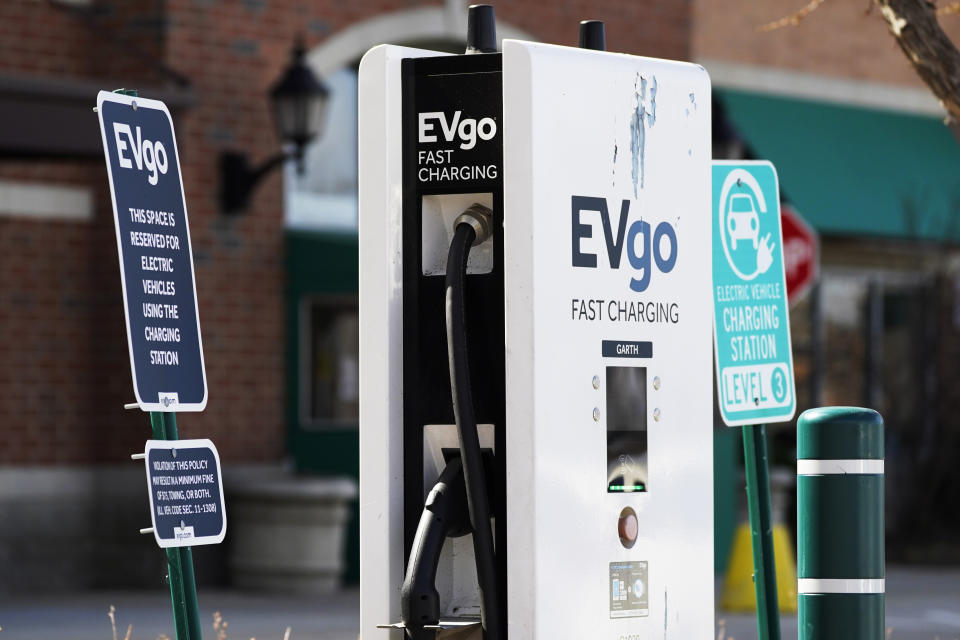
[579,20,606,51]
[467,4,497,54]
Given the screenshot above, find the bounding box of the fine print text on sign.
[143,439,226,548]
[712,161,796,426]
[96,91,207,412]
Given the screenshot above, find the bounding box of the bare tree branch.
[938,2,960,16]
[874,0,960,130]
[757,0,829,32]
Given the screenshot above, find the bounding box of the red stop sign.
[780,203,819,305]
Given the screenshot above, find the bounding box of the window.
[285,68,359,231]
[300,298,359,427]
[285,41,466,232]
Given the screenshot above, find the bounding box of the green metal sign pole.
[742,423,781,640]
[150,411,204,640]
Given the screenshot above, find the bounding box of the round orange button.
[618,507,638,548]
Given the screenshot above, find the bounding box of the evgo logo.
[571,196,677,292]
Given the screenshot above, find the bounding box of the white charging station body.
[502,41,714,639]
[359,41,714,639]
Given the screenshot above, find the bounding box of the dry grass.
[716,617,730,640]
[212,611,229,640]
[107,605,133,640]
[107,606,292,640]
[213,610,291,640]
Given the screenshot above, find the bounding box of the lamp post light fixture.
[219,40,330,215]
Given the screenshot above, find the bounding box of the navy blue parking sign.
[97,91,207,411]
[144,439,226,548]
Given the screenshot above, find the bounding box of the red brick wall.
[0,1,97,79]
[500,0,691,59]
[0,0,691,465]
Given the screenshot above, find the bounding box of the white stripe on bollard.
[797,578,885,594]
[797,459,884,475]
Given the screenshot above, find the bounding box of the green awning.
[718,89,960,242]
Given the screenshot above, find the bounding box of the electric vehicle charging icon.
[718,168,777,281]
[726,194,759,250]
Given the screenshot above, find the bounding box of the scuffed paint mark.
[664,590,668,634]
[629,74,643,197]
[612,109,619,187]
[689,92,697,110]
[646,76,658,128]
[629,73,658,197]
[612,142,618,186]
[629,75,645,197]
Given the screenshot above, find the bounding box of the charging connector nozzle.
[454,203,494,246]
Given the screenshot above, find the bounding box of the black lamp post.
[219,40,330,215]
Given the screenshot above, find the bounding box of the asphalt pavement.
[1,566,957,640]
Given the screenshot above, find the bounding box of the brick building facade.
[0,0,692,591]
[0,0,691,466]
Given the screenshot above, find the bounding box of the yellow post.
[722,520,798,612]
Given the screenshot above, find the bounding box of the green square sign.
[712,161,796,426]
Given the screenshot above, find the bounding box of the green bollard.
[797,407,884,640]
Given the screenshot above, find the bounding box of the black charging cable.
[445,203,502,640]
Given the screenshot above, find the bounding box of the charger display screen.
[606,366,648,493]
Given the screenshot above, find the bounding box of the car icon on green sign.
[727,193,759,250]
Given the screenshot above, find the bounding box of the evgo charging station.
[358,8,714,639]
